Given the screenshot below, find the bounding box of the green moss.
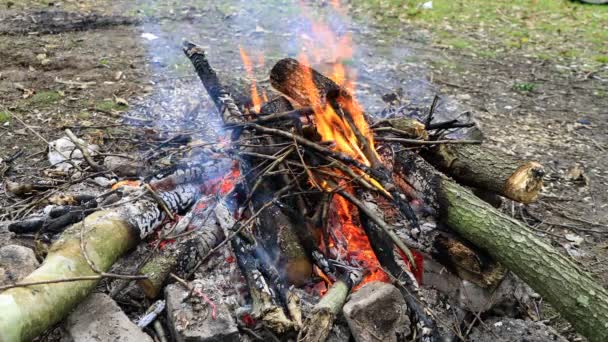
[0,111,11,124]
[76,111,91,119]
[29,90,62,105]
[95,100,127,112]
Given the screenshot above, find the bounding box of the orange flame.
[239,46,263,112]
[297,1,388,289]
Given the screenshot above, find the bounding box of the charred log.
[232,236,294,334]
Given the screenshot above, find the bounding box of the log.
[232,236,294,334]
[396,153,608,342]
[138,199,224,298]
[270,58,339,108]
[423,143,544,203]
[183,41,244,125]
[298,278,351,342]
[0,166,207,342]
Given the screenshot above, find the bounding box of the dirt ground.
[0,0,607,340]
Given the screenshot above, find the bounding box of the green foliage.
[512,82,537,92]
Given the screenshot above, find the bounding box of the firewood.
[423,143,544,203]
[0,166,208,342]
[396,153,608,342]
[298,277,353,342]
[232,236,294,334]
[138,209,225,298]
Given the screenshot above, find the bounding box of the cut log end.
[504,162,544,203]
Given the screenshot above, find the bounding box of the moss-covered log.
[0,210,138,342]
[423,143,544,203]
[396,153,608,342]
[0,166,208,342]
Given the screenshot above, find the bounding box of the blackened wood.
[357,193,439,342]
[183,41,244,125]
[270,58,339,107]
[232,236,294,333]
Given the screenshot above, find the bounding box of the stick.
[64,128,106,171]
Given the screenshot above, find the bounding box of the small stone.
[63,293,153,342]
[0,244,39,285]
[165,283,239,342]
[104,156,142,177]
[468,317,567,342]
[343,281,410,342]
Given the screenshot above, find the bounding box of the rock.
[165,282,239,342]
[103,156,142,177]
[0,244,39,285]
[63,293,153,342]
[423,257,535,316]
[342,281,410,342]
[468,317,567,342]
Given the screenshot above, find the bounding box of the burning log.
[423,143,544,203]
[232,236,294,334]
[396,153,608,342]
[0,166,208,342]
[137,206,225,298]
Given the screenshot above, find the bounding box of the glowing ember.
[111,179,141,190]
[239,46,264,112]
[203,162,241,196]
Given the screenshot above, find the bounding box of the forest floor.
[0,0,607,340]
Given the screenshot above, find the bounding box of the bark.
[183,41,244,125]
[138,201,224,298]
[298,279,350,342]
[396,153,608,342]
[270,58,339,108]
[0,210,144,342]
[232,237,294,334]
[423,143,544,203]
[252,187,312,286]
[0,166,207,342]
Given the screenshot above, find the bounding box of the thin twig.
[64,128,106,172]
[375,137,482,145]
[0,274,147,291]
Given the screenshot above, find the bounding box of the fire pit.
[1,4,608,342]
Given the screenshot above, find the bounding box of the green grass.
[95,100,127,112]
[28,91,62,106]
[352,0,608,66]
[0,111,11,124]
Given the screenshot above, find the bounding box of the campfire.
[3,6,608,342]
